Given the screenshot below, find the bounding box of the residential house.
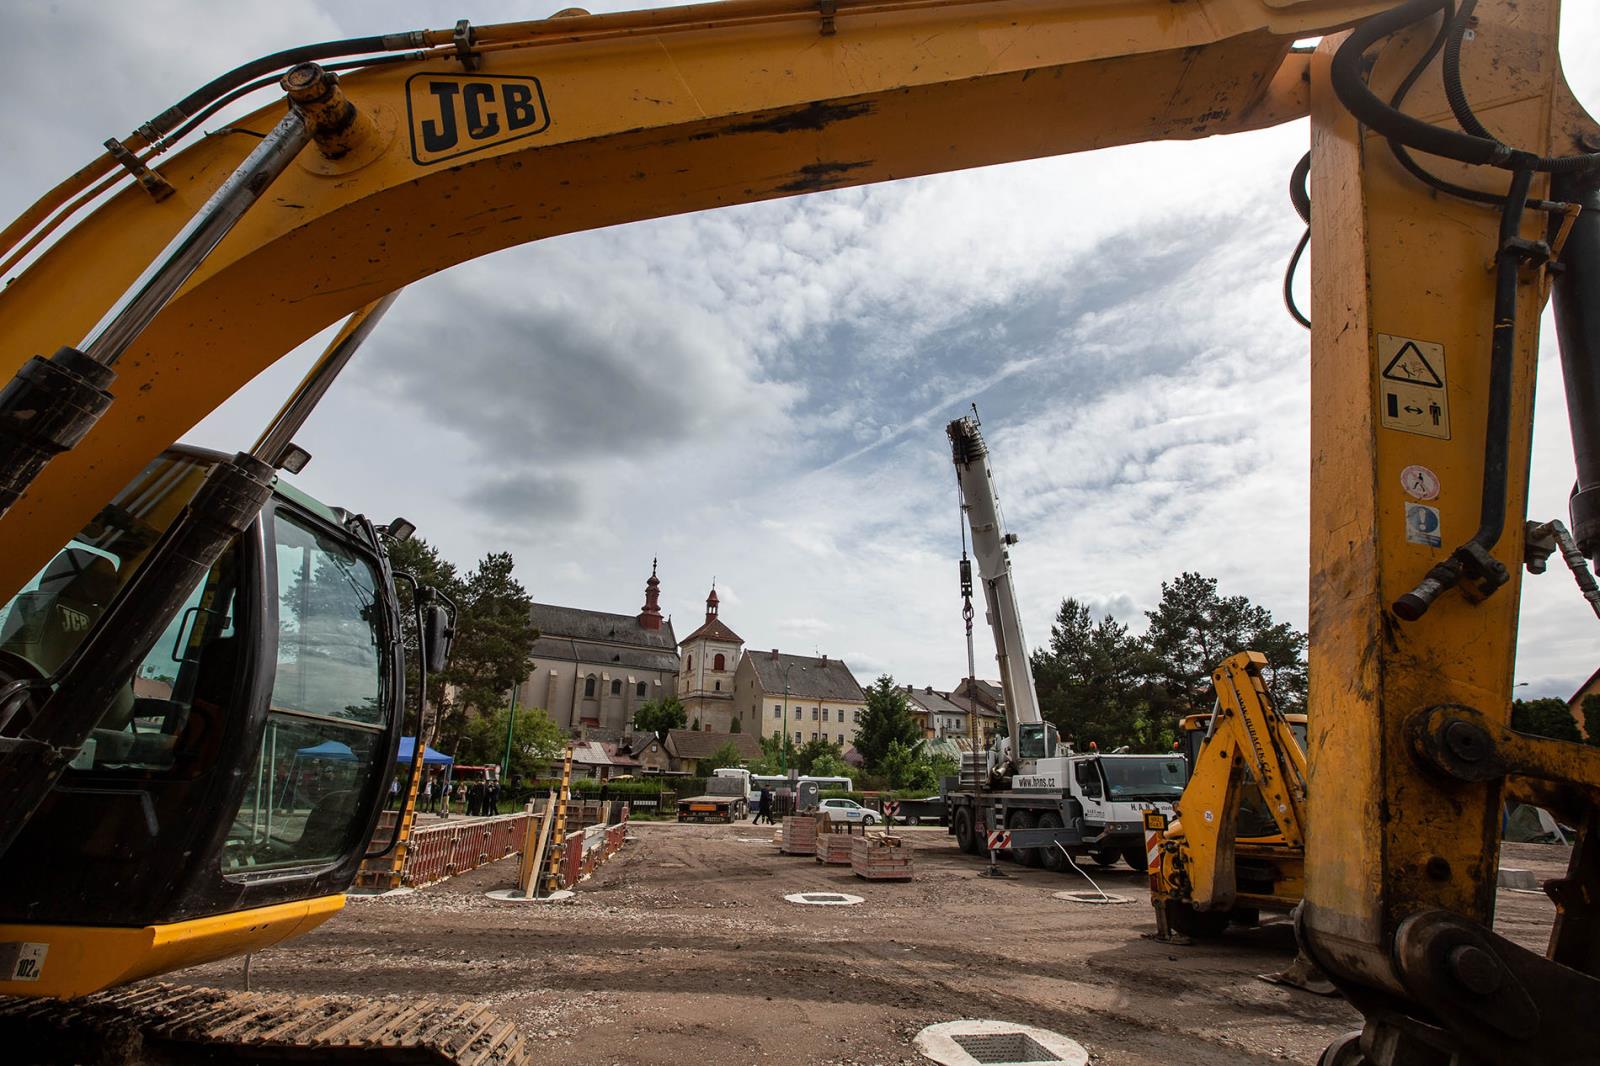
[903,685,974,739]
[569,740,643,781]
[662,728,764,774]
[950,677,1007,742]
[520,561,679,734]
[736,650,867,748]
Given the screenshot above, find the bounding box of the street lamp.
[780,658,797,776]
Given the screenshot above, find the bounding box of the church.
[676,585,744,732]
[518,561,680,734]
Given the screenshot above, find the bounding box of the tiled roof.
[903,686,971,716]
[529,635,679,673]
[746,652,865,703]
[664,729,763,761]
[678,616,744,647]
[528,603,678,651]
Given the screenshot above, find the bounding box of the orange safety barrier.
[401,813,532,888]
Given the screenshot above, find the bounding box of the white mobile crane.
[942,414,1185,872]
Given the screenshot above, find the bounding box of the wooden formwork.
[851,834,914,881]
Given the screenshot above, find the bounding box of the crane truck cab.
[0,445,435,999]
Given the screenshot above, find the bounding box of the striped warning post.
[985,829,1012,851]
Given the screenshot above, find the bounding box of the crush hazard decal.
[406,73,551,166]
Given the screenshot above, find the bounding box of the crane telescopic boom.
[948,415,1043,739]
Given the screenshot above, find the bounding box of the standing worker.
[754,787,773,825]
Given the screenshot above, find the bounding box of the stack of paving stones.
[815,829,855,864]
[851,834,914,880]
[780,814,818,855]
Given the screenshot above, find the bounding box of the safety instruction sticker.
[1405,502,1443,548]
[1401,464,1440,500]
[0,941,46,982]
[1379,334,1451,440]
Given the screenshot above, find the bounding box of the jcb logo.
[405,73,550,166]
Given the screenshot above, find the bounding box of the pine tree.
[854,676,923,772]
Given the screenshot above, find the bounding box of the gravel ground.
[180,825,1570,1066]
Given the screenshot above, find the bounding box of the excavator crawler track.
[0,982,531,1065]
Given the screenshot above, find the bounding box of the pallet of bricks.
[779,814,817,855]
[851,833,913,880]
[814,814,856,865]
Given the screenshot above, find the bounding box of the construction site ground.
[179,824,1568,1066]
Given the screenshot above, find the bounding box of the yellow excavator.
[1,1,1599,1063]
[1147,651,1309,941]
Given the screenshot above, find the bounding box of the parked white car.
[817,798,877,825]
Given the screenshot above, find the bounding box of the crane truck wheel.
[954,808,979,854]
[1009,811,1041,867]
[1120,846,1147,870]
[1089,849,1121,867]
[1036,812,1066,872]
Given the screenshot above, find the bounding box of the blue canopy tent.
[296,740,356,761]
[396,737,453,767]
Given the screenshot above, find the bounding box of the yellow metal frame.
[0,895,343,999]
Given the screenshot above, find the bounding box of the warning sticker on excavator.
[1378,334,1450,440]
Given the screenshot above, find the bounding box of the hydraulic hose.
[1331,0,1600,175]
[1393,168,1533,620]
[0,32,424,266]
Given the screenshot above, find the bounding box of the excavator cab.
[0,445,407,998]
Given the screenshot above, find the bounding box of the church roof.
[528,603,679,672]
[746,652,865,703]
[678,616,743,646]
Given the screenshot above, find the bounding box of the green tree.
[1511,697,1582,742]
[633,696,687,737]
[730,716,743,733]
[1583,694,1600,747]
[792,737,844,775]
[434,551,538,752]
[1142,572,1307,720]
[752,732,796,773]
[1031,598,1164,750]
[459,705,566,779]
[809,751,856,780]
[698,740,746,775]
[854,676,924,772]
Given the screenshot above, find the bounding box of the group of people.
[387,770,504,819]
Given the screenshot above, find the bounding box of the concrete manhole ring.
[914,1020,1088,1065]
[1052,890,1134,905]
[485,889,575,904]
[784,891,864,906]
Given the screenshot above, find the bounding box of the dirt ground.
[182,826,1569,1066]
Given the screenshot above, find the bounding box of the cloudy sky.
[3,2,1597,700]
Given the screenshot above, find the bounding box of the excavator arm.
[2,2,1599,1063]
[0,0,1396,598]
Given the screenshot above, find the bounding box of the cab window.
[222,508,387,876]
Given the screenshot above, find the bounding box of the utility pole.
[501,680,520,778]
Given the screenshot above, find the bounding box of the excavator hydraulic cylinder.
[1551,171,1600,558]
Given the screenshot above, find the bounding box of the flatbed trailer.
[675,777,748,823]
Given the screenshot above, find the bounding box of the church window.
[583,675,597,698]
[713,653,725,671]
[611,679,622,696]
[714,680,721,691]
[686,654,692,671]
[637,681,647,697]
